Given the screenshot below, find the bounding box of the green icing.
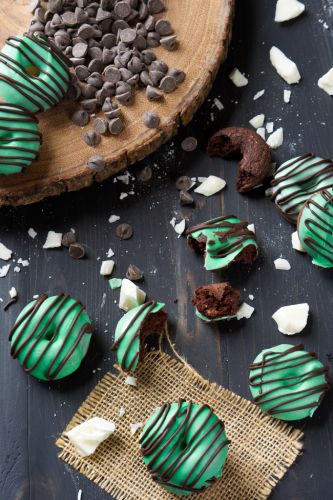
[0,103,41,175]
[271,153,333,223]
[9,294,92,381]
[0,34,70,113]
[113,301,165,373]
[109,278,122,289]
[140,401,229,496]
[249,344,329,421]
[195,309,235,323]
[298,188,333,268]
[187,215,258,271]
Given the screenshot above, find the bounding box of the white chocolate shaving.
[66,417,116,457]
[267,128,284,149]
[274,258,291,270]
[270,46,301,84]
[130,422,143,435]
[9,287,17,298]
[237,302,255,320]
[318,68,333,96]
[124,375,137,387]
[119,279,146,311]
[253,89,265,100]
[292,231,306,252]
[100,260,115,276]
[256,127,266,140]
[284,89,291,103]
[249,114,265,128]
[108,215,120,224]
[272,303,309,335]
[28,227,37,239]
[0,242,12,261]
[0,264,10,277]
[229,68,248,87]
[194,175,226,196]
[43,231,62,249]
[275,0,305,22]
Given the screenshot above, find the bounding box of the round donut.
[112,301,167,373]
[249,344,329,421]
[0,103,42,175]
[0,33,71,113]
[297,188,333,268]
[139,400,229,496]
[271,153,333,224]
[9,294,93,381]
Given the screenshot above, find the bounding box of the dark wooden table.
[1,1,333,499]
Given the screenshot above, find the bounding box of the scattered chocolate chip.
[180,190,195,206]
[168,68,186,84]
[87,155,106,171]
[104,65,121,83]
[116,223,133,240]
[150,59,168,73]
[48,0,63,14]
[81,98,98,114]
[137,165,153,182]
[159,75,177,93]
[88,58,104,73]
[72,42,88,59]
[3,296,18,311]
[69,243,86,259]
[146,85,163,101]
[126,264,144,281]
[155,19,173,36]
[147,32,160,47]
[148,0,165,14]
[71,109,90,127]
[181,137,198,152]
[93,117,109,135]
[143,111,160,129]
[120,28,137,44]
[78,23,96,39]
[96,7,112,23]
[160,34,178,51]
[116,91,133,106]
[67,83,81,101]
[149,69,164,86]
[87,72,104,88]
[62,231,76,247]
[83,130,101,147]
[114,1,132,19]
[176,175,192,191]
[61,11,77,27]
[109,117,124,135]
[101,33,116,48]
[75,65,90,81]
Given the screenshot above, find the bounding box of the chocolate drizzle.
[140,400,229,493]
[249,344,329,416]
[9,294,92,380]
[271,153,333,223]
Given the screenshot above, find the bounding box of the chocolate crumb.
[69,243,86,259]
[180,190,195,206]
[176,175,192,191]
[62,232,76,248]
[181,137,198,152]
[87,155,106,172]
[137,165,153,182]
[126,264,144,281]
[116,223,133,240]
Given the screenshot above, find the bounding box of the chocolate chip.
[133,35,147,51]
[72,109,90,127]
[114,1,132,19]
[160,35,178,51]
[69,243,86,259]
[34,8,45,24]
[144,15,155,31]
[126,264,144,281]
[176,176,192,191]
[75,7,88,24]
[104,65,121,83]
[102,81,116,97]
[62,231,76,247]
[78,23,96,39]
[146,85,163,101]
[168,68,186,84]
[181,137,198,152]
[96,7,112,22]
[109,117,124,135]
[88,58,104,73]
[72,42,88,59]
[159,75,176,93]
[93,117,109,135]
[180,190,195,206]
[80,82,97,99]
[67,83,81,101]
[149,69,164,86]
[151,59,168,73]
[95,87,109,106]
[29,0,40,13]
[61,11,77,27]
[141,49,156,65]
[143,111,160,129]
[75,65,90,81]
[88,47,103,61]
[139,2,149,20]
[83,130,101,147]
[137,165,153,182]
[101,33,116,49]
[147,32,160,47]
[86,72,103,88]
[70,57,86,67]
[128,56,143,74]
[103,47,116,65]
[112,19,129,34]
[119,67,133,81]
[116,91,133,106]
[49,0,63,14]
[148,0,165,14]
[81,98,98,113]
[87,155,106,171]
[116,223,133,240]
[120,28,137,44]
[102,97,116,113]
[155,19,173,36]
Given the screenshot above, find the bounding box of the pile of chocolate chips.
[29,0,185,144]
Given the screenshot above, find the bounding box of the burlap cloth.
[56,351,304,499]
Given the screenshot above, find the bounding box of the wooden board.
[0,0,234,206]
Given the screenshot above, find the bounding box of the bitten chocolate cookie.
[186,215,258,271]
[193,282,240,322]
[140,400,229,496]
[207,126,271,192]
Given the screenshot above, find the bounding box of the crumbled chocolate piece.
[180,190,195,206]
[181,137,198,152]
[83,130,101,147]
[137,165,153,182]
[116,223,133,240]
[71,109,90,127]
[126,264,144,281]
[143,111,160,129]
[69,243,86,259]
[62,231,76,247]
[176,175,192,191]
[87,155,106,172]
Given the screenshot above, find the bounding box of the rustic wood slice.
[0,0,234,206]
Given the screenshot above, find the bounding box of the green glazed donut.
[112,301,167,373]
[271,153,333,224]
[297,188,333,268]
[249,344,329,421]
[0,103,41,174]
[140,400,229,496]
[0,33,71,113]
[186,215,258,271]
[9,294,93,381]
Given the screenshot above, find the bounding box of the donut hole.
[25,65,41,77]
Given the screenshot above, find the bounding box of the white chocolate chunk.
[274,258,291,270]
[237,302,255,320]
[14,266,20,273]
[213,98,224,110]
[174,219,186,235]
[270,47,301,84]
[272,303,309,335]
[119,406,126,417]
[28,227,37,239]
[77,490,82,500]
[266,122,274,134]
[119,278,146,311]
[0,242,12,261]
[253,89,265,100]
[229,68,248,87]
[130,422,143,435]
[119,192,128,200]
[267,127,284,149]
[194,175,226,196]
[247,223,255,233]
[124,375,137,387]
[107,248,115,258]
[249,114,265,128]
[249,294,254,301]
[108,215,120,224]
[256,127,266,140]
[66,417,116,457]
[292,231,306,252]
[275,0,305,22]
[318,68,333,95]
[0,264,10,278]
[117,173,130,185]
[9,287,17,298]
[100,260,115,276]
[43,231,62,249]
[284,89,291,103]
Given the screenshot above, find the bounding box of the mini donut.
[0,103,42,175]
[9,294,93,381]
[186,215,258,272]
[139,400,229,496]
[271,153,333,224]
[0,33,71,114]
[192,283,240,322]
[112,301,167,373]
[297,188,333,268]
[249,344,329,421]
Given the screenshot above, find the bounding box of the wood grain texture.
[0,1,333,500]
[0,0,234,207]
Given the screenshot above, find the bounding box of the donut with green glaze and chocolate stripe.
[249,344,329,421]
[186,215,258,272]
[297,188,333,268]
[0,103,42,174]
[9,294,92,381]
[271,153,333,224]
[0,33,71,114]
[112,301,168,373]
[140,400,229,496]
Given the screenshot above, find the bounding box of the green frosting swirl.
[0,33,70,113]
[9,294,92,381]
[298,188,333,268]
[271,153,333,224]
[249,344,329,421]
[0,103,41,175]
[140,400,229,496]
[186,215,258,271]
[112,301,166,373]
